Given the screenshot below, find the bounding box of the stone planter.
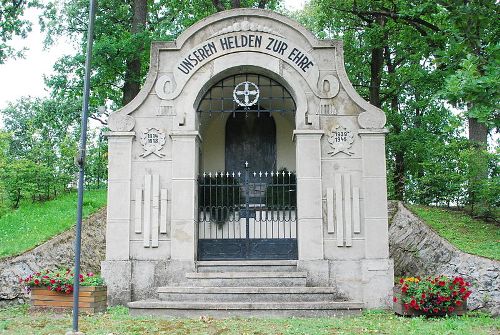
[30,286,107,313]
[393,287,467,317]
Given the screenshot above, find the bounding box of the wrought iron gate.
[197,165,297,260]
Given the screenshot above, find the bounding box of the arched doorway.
[197,73,297,260]
[225,111,276,175]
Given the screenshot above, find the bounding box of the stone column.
[359,129,394,308]
[293,130,324,260]
[359,130,389,258]
[170,131,200,261]
[102,131,134,305]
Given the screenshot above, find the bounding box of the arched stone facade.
[104,9,393,311]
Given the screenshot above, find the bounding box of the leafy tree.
[437,0,499,146]
[300,0,447,201]
[0,159,38,208]
[41,0,280,124]
[0,97,81,206]
[0,0,41,63]
[300,0,498,218]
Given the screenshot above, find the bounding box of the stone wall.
[389,201,499,315]
[0,208,106,307]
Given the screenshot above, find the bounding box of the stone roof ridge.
[209,20,284,38]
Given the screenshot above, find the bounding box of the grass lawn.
[408,205,500,260]
[0,305,498,335]
[0,189,107,259]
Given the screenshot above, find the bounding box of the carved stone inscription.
[327,125,354,156]
[139,128,166,158]
[177,33,315,75]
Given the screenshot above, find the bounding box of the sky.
[0,0,308,111]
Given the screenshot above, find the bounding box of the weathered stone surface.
[0,208,106,307]
[389,201,500,316]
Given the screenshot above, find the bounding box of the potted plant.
[20,268,106,313]
[393,275,471,317]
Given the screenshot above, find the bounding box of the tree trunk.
[468,117,488,147]
[122,0,147,106]
[212,0,225,11]
[369,15,386,108]
[369,46,383,108]
[384,45,405,201]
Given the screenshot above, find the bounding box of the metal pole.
[97,130,102,189]
[72,0,96,332]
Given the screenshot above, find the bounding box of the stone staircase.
[128,260,363,317]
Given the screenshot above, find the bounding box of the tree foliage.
[0,0,41,63]
[300,0,498,218]
[0,97,106,210]
[0,0,497,220]
[40,0,279,124]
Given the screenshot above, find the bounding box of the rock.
[0,208,106,306]
[389,201,500,316]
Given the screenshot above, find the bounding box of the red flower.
[448,306,455,312]
[393,297,398,302]
[50,279,55,284]
[399,278,404,284]
[456,300,462,306]
[438,281,446,287]
[421,293,426,299]
[433,308,439,313]
[34,279,40,285]
[404,303,409,311]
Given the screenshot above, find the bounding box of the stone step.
[185,271,307,287]
[128,300,364,318]
[196,260,298,273]
[158,286,346,302]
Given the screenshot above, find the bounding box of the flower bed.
[393,276,471,317]
[21,269,106,313]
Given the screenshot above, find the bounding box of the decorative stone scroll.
[210,20,283,38]
[326,173,361,247]
[155,74,176,100]
[135,174,169,248]
[327,125,354,156]
[108,113,135,132]
[358,109,386,129]
[319,74,340,98]
[139,128,166,158]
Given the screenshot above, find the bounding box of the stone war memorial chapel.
[104,8,394,316]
